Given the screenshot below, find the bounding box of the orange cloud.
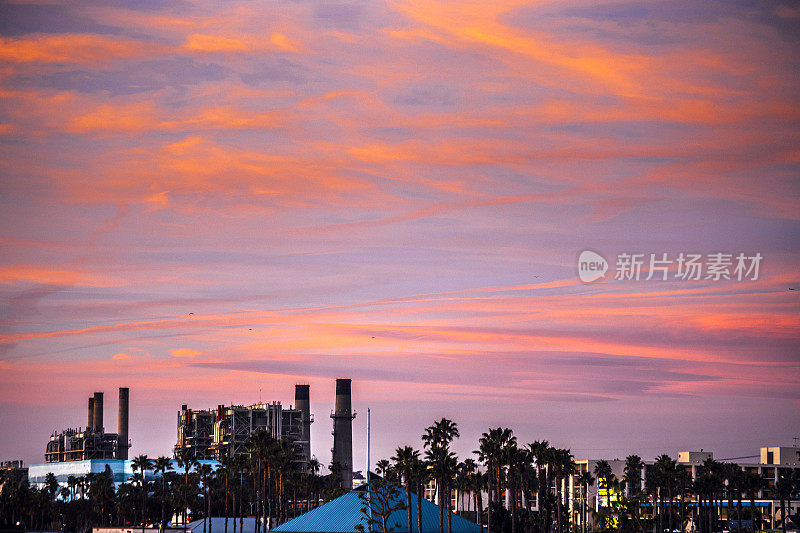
[0,34,163,64]
[269,32,300,52]
[171,348,203,358]
[66,101,162,134]
[0,264,121,287]
[390,0,651,96]
[185,34,250,53]
[182,32,301,54]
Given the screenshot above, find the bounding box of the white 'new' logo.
[578,250,608,282]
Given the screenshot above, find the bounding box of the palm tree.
[246,428,276,530]
[676,467,692,533]
[470,468,487,532]
[176,449,198,526]
[577,471,595,533]
[66,475,77,503]
[197,464,214,533]
[478,429,509,533]
[502,440,521,533]
[774,471,794,533]
[278,438,299,524]
[392,446,421,533]
[624,456,643,498]
[89,466,115,526]
[693,458,723,533]
[742,470,762,531]
[624,455,644,533]
[376,459,392,479]
[652,454,680,533]
[457,459,478,519]
[426,444,456,533]
[229,455,245,533]
[306,458,321,512]
[154,456,173,531]
[409,456,430,533]
[423,418,460,533]
[594,460,614,531]
[217,456,234,533]
[132,454,154,532]
[732,467,745,533]
[552,449,575,533]
[527,440,551,533]
[719,464,745,533]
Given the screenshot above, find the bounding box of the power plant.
[330,378,356,489]
[173,384,315,471]
[295,384,312,466]
[45,387,130,463]
[38,379,357,489]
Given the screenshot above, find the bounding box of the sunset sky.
[0,0,799,468]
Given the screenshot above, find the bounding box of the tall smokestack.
[87,397,94,432]
[118,387,129,459]
[295,384,311,467]
[92,392,104,433]
[331,378,355,490]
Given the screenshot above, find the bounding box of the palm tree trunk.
[510,466,517,533]
[438,479,444,533]
[668,485,674,533]
[232,489,237,533]
[476,485,484,533]
[407,484,413,533]
[583,483,588,533]
[447,478,453,533]
[736,493,742,533]
[487,471,493,533]
[143,482,148,533]
[267,465,272,526]
[780,498,786,533]
[262,468,268,529]
[556,478,562,533]
[184,470,189,527]
[305,478,310,514]
[161,476,166,531]
[224,472,229,533]
[417,482,424,533]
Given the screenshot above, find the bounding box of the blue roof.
[272,487,480,533]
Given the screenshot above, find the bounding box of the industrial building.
[173,384,314,471]
[330,378,356,490]
[44,388,130,463]
[25,378,359,494]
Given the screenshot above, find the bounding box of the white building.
[567,446,800,532]
[28,459,219,495]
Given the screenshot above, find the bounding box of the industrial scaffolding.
[174,385,312,470]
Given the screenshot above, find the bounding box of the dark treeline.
[2,421,799,533]
[374,419,799,533]
[0,430,342,533]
